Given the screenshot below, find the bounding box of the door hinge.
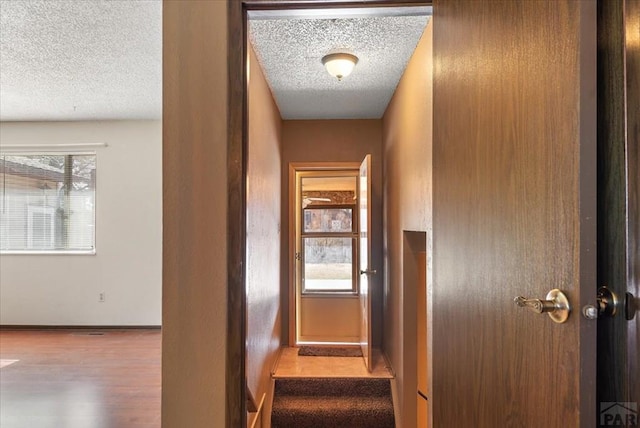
[295,252,301,261]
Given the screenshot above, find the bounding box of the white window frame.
[0,151,97,255]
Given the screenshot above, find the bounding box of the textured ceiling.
[0,2,427,122]
[0,0,161,121]
[249,14,430,120]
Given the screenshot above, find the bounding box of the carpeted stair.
[271,377,395,428]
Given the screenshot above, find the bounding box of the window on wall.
[0,154,96,253]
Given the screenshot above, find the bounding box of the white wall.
[0,120,161,325]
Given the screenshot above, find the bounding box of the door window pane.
[303,237,354,292]
[303,208,353,233]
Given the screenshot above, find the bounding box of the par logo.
[600,402,638,426]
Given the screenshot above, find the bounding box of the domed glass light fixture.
[321,53,358,81]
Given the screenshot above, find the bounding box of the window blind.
[0,154,96,252]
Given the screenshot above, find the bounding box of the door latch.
[582,286,619,320]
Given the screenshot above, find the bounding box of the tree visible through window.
[0,154,96,252]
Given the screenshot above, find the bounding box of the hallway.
[161,0,640,426]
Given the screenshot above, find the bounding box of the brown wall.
[246,43,282,418]
[162,1,228,426]
[381,21,433,428]
[280,120,383,346]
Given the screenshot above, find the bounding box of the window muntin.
[0,154,96,253]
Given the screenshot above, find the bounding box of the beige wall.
[0,121,161,326]
[162,2,227,427]
[246,43,282,422]
[382,20,433,428]
[281,120,383,346]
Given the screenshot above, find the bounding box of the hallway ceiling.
[0,2,429,122]
[249,11,430,120]
[0,0,161,121]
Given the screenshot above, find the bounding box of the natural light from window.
[0,153,96,253]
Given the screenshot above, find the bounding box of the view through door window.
[300,174,358,293]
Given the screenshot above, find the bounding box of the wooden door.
[359,154,373,371]
[432,1,597,426]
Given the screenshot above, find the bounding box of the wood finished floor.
[0,329,160,428]
[273,347,394,379]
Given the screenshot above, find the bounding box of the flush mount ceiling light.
[321,53,358,81]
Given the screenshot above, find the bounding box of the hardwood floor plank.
[0,329,160,428]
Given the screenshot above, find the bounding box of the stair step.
[274,377,391,397]
[271,394,395,428]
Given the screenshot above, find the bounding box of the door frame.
[227,1,431,426]
[596,0,640,413]
[225,0,432,428]
[226,1,638,427]
[288,162,361,346]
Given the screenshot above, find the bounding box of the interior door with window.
[432,1,597,426]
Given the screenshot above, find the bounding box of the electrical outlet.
[99,292,105,302]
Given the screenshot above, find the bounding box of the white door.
[359,154,373,371]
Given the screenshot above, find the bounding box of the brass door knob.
[514,289,571,324]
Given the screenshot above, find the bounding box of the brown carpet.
[297,346,363,357]
[271,377,395,428]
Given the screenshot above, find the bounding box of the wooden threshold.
[272,347,393,379]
